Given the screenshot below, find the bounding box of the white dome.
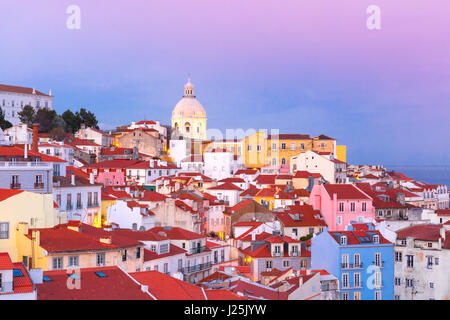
[172,78,206,119]
[172,97,206,118]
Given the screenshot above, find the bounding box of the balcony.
[0,161,52,170]
[34,182,44,189]
[10,183,21,189]
[178,262,212,274]
[189,246,207,255]
[372,261,385,268]
[341,262,363,269]
[272,251,282,257]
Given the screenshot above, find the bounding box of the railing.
[178,262,212,274]
[372,261,385,268]
[10,183,21,189]
[0,161,52,168]
[290,251,299,256]
[189,246,207,255]
[0,282,13,293]
[321,283,339,291]
[272,252,282,257]
[341,262,363,269]
[34,182,44,189]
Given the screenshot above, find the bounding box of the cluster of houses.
[0,82,449,300]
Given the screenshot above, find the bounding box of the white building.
[394,223,450,300]
[106,200,155,231]
[180,154,204,173]
[38,143,75,166]
[53,174,102,225]
[169,139,189,165]
[204,148,242,181]
[290,150,347,184]
[75,125,113,147]
[207,182,244,207]
[126,160,181,185]
[0,84,53,126]
[3,124,32,145]
[0,252,37,300]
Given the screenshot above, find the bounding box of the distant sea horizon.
[386,165,450,187]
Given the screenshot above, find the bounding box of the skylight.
[13,269,24,277]
[95,271,108,278]
[43,276,52,282]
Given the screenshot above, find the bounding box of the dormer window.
[373,235,379,244]
[340,236,347,245]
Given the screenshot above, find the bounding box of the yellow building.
[254,188,278,210]
[204,139,243,156]
[267,134,312,167]
[312,135,336,154]
[15,222,144,272]
[0,189,59,262]
[242,131,268,168]
[336,145,347,163]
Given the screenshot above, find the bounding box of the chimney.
[251,233,256,241]
[32,124,39,153]
[71,174,76,186]
[24,144,28,159]
[29,269,43,285]
[90,173,95,185]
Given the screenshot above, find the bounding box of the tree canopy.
[0,108,13,130]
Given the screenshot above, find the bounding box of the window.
[342,273,349,288]
[336,216,342,225]
[308,228,314,235]
[281,158,286,165]
[87,192,93,207]
[350,202,356,212]
[122,250,127,262]
[0,222,9,239]
[265,260,273,270]
[160,243,169,254]
[97,253,106,266]
[272,143,277,150]
[56,194,61,206]
[256,145,262,152]
[430,282,434,289]
[435,258,439,265]
[354,253,361,268]
[247,145,252,151]
[406,279,413,287]
[406,255,414,268]
[427,256,433,269]
[68,256,79,267]
[394,295,400,300]
[374,253,381,267]
[342,292,349,300]
[362,202,367,212]
[52,257,63,270]
[395,251,402,262]
[354,273,361,288]
[290,143,296,150]
[136,247,141,259]
[353,292,361,300]
[374,291,382,300]
[395,277,401,286]
[341,254,349,268]
[283,260,290,268]
[338,202,344,212]
[163,263,168,274]
[340,235,347,245]
[76,193,82,209]
[281,143,286,150]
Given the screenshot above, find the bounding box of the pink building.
[309,184,374,231]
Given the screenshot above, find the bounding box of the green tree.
[49,127,66,141]
[18,105,35,126]
[78,108,99,129]
[0,108,13,130]
[33,108,58,133]
[61,109,81,133]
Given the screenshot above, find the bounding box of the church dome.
[172,78,206,119]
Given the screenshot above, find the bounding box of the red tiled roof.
[219,177,245,183]
[0,252,13,270]
[0,189,24,202]
[37,266,152,300]
[275,204,327,227]
[396,224,443,242]
[87,159,142,169]
[436,209,450,216]
[323,184,371,200]
[0,84,49,96]
[149,227,204,241]
[10,262,35,294]
[234,169,259,175]
[205,289,245,300]
[0,146,66,162]
[267,134,311,140]
[130,271,206,300]
[329,230,391,245]
[143,245,186,261]
[101,147,134,156]
[138,190,168,202]
[254,175,277,185]
[208,182,244,191]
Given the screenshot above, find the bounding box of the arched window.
[185,122,191,133]
[281,158,286,165]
